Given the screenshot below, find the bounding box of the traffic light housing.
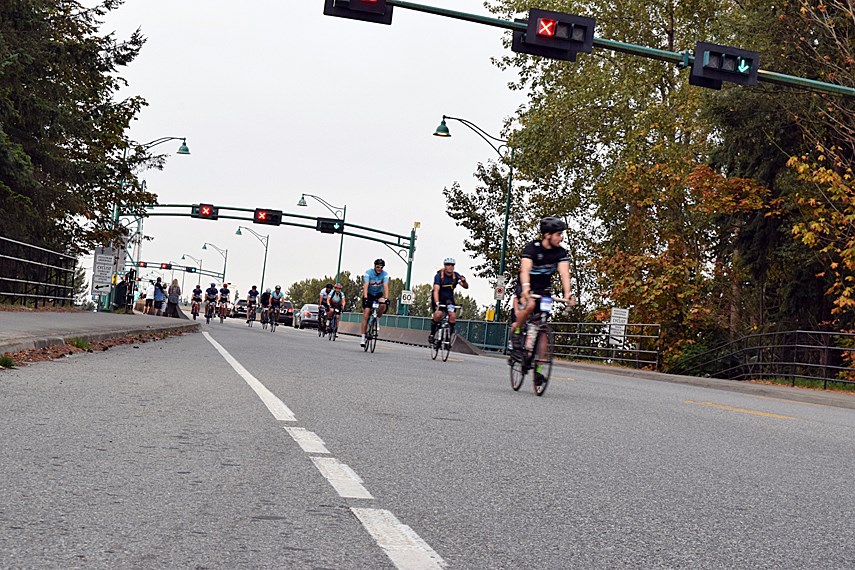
[137,261,147,268]
[191,204,219,220]
[185,266,197,273]
[512,9,595,61]
[323,0,393,25]
[316,217,344,234]
[254,208,283,226]
[160,263,172,270]
[690,41,760,90]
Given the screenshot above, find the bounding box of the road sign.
[91,246,117,296]
[400,290,414,305]
[494,285,506,300]
[609,307,630,346]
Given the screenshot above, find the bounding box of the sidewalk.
[0,311,199,355]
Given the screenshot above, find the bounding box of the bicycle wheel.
[440,325,451,362]
[430,333,439,360]
[532,326,554,396]
[329,316,337,341]
[363,317,372,352]
[368,319,378,353]
[510,356,525,391]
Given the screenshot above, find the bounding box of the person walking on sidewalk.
[167,279,181,318]
[153,278,165,316]
[144,281,155,315]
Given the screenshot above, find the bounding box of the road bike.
[430,304,455,362]
[246,302,257,327]
[190,299,201,320]
[318,307,327,338]
[327,306,341,341]
[204,299,216,324]
[509,295,558,396]
[364,300,381,353]
[269,306,280,332]
[260,306,270,330]
[218,300,229,324]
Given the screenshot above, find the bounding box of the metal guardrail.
[0,236,77,307]
[672,330,855,389]
[340,312,661,368]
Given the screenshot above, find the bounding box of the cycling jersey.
[319,288,333,303]
[364,268,389,296]
[434,269,463,304]
[260,292,271,307]
[329,291,345,305]
[247,290,259,302]
[219,287,231,300]
[205,287,218,300]
[521,239,570,294]
[270,291,284,306]
[192,289,203,301]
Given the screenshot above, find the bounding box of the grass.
[69,337,91,351]
[0,355,15,368]
[754,376,855,393]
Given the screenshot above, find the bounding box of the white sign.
[400,290,414,305]
[494,285,506,300]
[609,307,630,346]
[91,246,118,296]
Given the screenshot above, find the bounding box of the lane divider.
[203,330,444,569]
[684,399,798,420]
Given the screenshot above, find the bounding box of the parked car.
[231,299,248,319]
[294,303,321,329]
[277,300,295,326]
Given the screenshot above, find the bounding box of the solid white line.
[202,332,296,422]
[311,457,374,499]
[352,508,447,570]
[284,426,330,454]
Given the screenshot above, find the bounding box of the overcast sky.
[85,0,526,305]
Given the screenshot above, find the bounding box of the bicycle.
[430,304,455,362]
[363,300,381,353]
[327,306,341,341]
[260,306,270,330]
[318,307,327,338]
[509,295,559,396]
[269,306,280,332]
[246,302,257,327]
[190,299,201,320]
[204,299,216,324]
[218,300,229,324]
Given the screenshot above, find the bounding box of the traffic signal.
[512,9,595,61]
[191,204,219,220]
[316,217,344,234]
[160,263,172,270]
[323,0,393,25]
[137,261,147,268]
[185,266,197,273]
[254,208,283,226]
[690,41,760,90]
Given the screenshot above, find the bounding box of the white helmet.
[443,257,456,265]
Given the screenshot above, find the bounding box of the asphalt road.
[1,317,853,569]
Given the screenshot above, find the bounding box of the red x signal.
[537,18,556,37]
[256,211,267,222]
[201,206,211,216]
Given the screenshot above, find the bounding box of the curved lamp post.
[297,194,347,285]
[235,226,269,293]
[202,242,228,283]
[434,115,514,320]
[181,253,203,287]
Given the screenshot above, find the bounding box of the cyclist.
[246,285,260,322]
[318,283,333,333]
[260,287,272,323]
[204,282,219,318]
[429,258,468,344]
[191,284,203,317]
[270,285,285,322]
[218,283,231,318]
[326,283,346,328]
[509,217,576,372]
[361,258,389,347]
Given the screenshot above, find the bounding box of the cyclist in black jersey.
[510,216,576,361]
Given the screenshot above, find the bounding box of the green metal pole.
[401,226,416,316]
[495,146,514,321]
[335,205,346,284]
[223,250,228,284]
[260,240,268,294]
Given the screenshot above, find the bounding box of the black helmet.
[374,258,385,267]
[325,283,333,289]
[540,216,567,235]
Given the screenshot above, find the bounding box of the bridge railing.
[0,236,77,307]
[340,312,661,369]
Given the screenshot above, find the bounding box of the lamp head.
[202,243,207,250]
[177,139,190,155]
[297,196,308,207]
[235,227,243,236]
[433,119,451,137]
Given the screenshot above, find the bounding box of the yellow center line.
[447,358,465,363]
[684,400,798,420]
[554,376,576,382]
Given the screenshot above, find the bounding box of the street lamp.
[434,115,514,320]
[297,194,347,285]
[202,242,228,283]
[181,253,203,287]
[235,226,269,293]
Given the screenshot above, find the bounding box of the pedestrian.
[145,280,156,315]
[153,277,165,316]
[167,279,181,318]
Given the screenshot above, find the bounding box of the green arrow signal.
[737,58,751,73]
[333,223,340,229]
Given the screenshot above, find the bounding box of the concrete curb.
[1,321,200,356]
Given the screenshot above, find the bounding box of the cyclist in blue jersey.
[204,282,219,317]
[270,285,285,321]
[361,258,389,347]
[429,257,468,344]
[218,283,231,319]
[246,285,260,323]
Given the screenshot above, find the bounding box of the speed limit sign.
[400,290,415,305]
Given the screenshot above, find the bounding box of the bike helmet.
[334,283,342,289]
[374,258,385,267]
[251,285,257,289]
[265,288,271,293]
[210,282,216,287]
[275,285,281,290]
[540,216,567,234]
[443,257,456,265]
[325,283,333,289]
